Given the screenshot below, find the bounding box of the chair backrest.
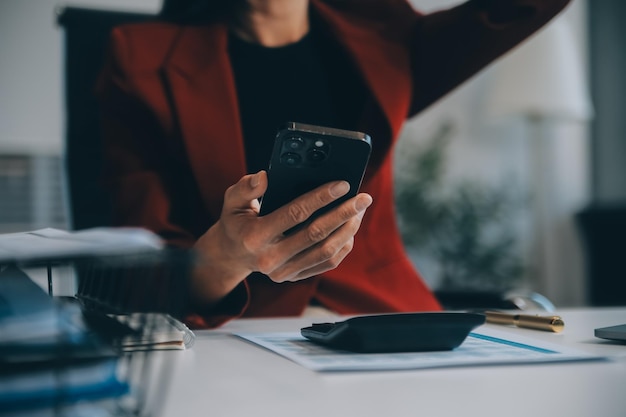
[57,7,155,230]
[577,204,626,306]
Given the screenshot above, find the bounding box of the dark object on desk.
[0,267,115,362]
[0,266,129,412]
[576,203,626,306]
[301,312,485,353]
[0,265,55,323]
[57,7,155,230]
[595,324,626,343]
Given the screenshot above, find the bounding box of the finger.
[256,193,369,271]
[262,180,351,236]
[268,212,363,282]
[222,171,268,214]
[277,193,371,256]
[253,192,370,276]
[290,241,354,281]
[271,235,355,283]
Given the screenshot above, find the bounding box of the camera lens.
[285,136,305,151]
[307,148,327,163]
[280,152,301,166]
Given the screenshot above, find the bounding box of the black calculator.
[301,312,485,353]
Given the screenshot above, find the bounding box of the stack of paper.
[112,313,195,351]
[0,227,164,263]
[81,310,195,352]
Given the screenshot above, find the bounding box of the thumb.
[222,171,268,212]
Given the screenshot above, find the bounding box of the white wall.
[400,0,591,306]
[0,0,162,155]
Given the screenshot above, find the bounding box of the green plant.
[395,122,525,292]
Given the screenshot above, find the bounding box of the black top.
[228,19,366,173]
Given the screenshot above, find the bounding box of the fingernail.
[355,195,373,211]
[330,181,350,198]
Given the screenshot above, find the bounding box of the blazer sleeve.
[408,0,571,116]
[96,28,250,328]
[96,28,199,248]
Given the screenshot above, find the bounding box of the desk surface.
[161,308,626,417]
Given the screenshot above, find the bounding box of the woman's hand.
[191,171,373,307]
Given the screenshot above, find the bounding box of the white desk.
[161,308,626,417]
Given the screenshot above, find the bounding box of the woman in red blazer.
[96,0,570,328]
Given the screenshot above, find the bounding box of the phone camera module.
[280,152,302,166]
[306,148,327,163]
[285,136,305,151]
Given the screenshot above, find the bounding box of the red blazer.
[96,0,570,328]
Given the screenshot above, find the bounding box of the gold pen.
[484,311,565,333]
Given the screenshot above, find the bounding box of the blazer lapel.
[163,24,246,220]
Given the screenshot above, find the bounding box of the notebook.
[595,324,626,342]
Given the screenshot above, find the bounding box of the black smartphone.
[259,122,372,228]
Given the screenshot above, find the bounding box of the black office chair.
[577,203,626,306]
[57,7,155,231]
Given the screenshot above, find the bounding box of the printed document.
[236,327,605,372]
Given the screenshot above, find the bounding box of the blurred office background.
[0,0,623,307]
